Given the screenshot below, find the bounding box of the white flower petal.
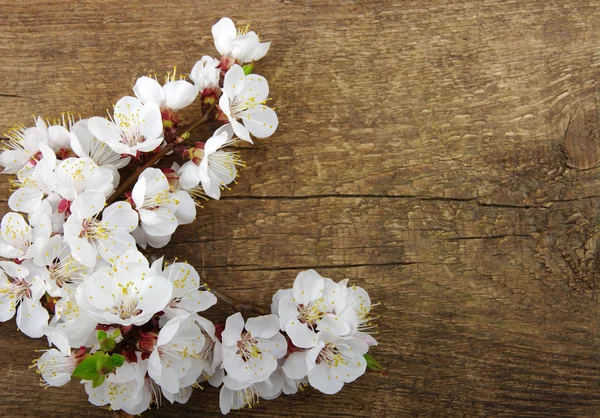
[8,187,43,214]
[103,201,138,231]
[241,106,278,138]
[69,237,98,267]
[88,117,121,147]
[139,102,164,143]
[246,352,277,383]
[222,312,244,346]
[223,65,246,100]
[16,297,49,338]
[133,76,165,106]
[230,118,252,143]
[70,191,105,219]
[212,17,237,56]
[316,313,351,336]
[245,314,280,339]
[222,353,252,382]
[293,269,324,306]
[163,80,199,111]
[282,351,308,379]
[285,319,318,349]
[308,364,344,394]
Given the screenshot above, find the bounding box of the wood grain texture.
[1,0,600,416]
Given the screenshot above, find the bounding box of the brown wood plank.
[1,0,600,417]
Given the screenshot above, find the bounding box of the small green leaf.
[111,354,125,368]
[72,355,101,381]
[111,329,121,340]
[92,374,105,388]
[97,330,107,341]
[99,337,116,352]
[242,63,255,75]
[364,354,384,372]
[96,354,116,375]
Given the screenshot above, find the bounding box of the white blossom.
[212,17,270,64]
[24,235,90,298]
[84,360,147,412]
[0,210,51,260]
[45,295,98,349]
[277,269,352,348]
[134,71,198,112]
[75,259,172,326]
[35,347,81,387]
[219,65,278,142]
[178,125,242,200]
[148,315,206,394]
[305,331,368,394]
[131,168,180,239]
[0,116,72,174]
[337,280,379,346]
[63,191,138,267]
[221,313,287,384]
[70,119,130,187]
[88,96,164,156]
[45,156,115,205]
[152,260,217,319]
[0,261,48,338]
[7,165,46,214]
[190,56,221,92]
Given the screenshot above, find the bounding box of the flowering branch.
[0,16,380,417]
[106,101,218,205]
[205,280,267,316]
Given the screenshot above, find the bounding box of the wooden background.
[1,0,600,416]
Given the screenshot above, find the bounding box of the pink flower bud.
[57,198,71,214]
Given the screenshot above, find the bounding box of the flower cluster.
[0,17,380,414]
[218,269,379,414]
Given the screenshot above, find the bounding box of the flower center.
[297,300,325,328]
[0,279,31,305]
[80,218,110,241]
[110,103,146,147]
[109,281,143,320]
[236,332,261,360]
[49,256,85,290]
[316,342,346,368]
[139,190,174,211]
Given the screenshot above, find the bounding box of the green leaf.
[111,329,121,340]
[97,330,107,341]
[111,354,125,368]
[99,337,116,352]
[72,355,101,381]
[364,354,384,372]
[96,354,116,375]
[92,374,105,388]
[72,352,127,382]
[243,63,255,75]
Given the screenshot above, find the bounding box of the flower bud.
[219,55,236,73]
[188,144,205,165]
[57,198,71,214]
[137,331,158,353]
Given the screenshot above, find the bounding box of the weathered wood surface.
[1,0,600,416]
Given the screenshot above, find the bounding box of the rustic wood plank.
[1,0,600,417]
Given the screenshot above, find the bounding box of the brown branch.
[204,280,267,316]
[106,101,218,205]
